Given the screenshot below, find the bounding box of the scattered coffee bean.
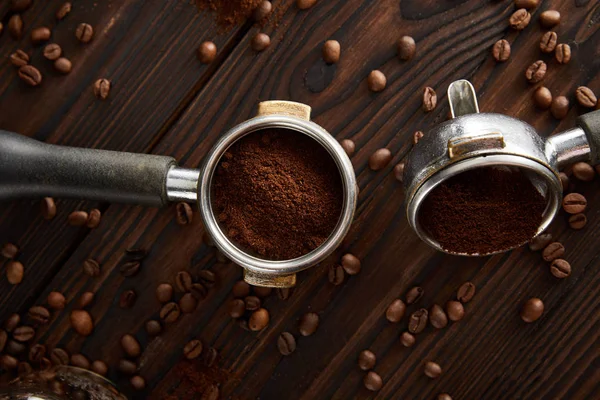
[355,349,377,371]
[156,283,173,303]
[13,325,35,342]
[175,202,193,225]
[413,130,424,145]
[82,259,100,277]
[18,65,42,87]
[253,1,273,21]
[509,9,531,30]
[297,0,317,10]
[422,87,437,111]
[175,271,193,292]
[385,299,406,323]
[521,297,544,322]
[340,139,355,157]
[251,33,271,51]
[400,331,416,347]
[556,43,573,65]
[298,312,319,336]
[68,211,89,226]
[277,287,292,300]
[492,39,510,62]
[119,290,137,309]
[56,2,72,20]
[457,282,476,303]
[539,31,557,53]
[1,354,18,370]
[70,310,93,336]
[249,308,270,331]
[131,375,146,390]
[515,0,539,9]
[244,296,261,311]
[41,197,57,219]
[429,304,448,329]
[4,314,20,332]
[86,208,101,228]
[406,286,424,304]
[31,27,51,44]
[198,270,216,287]
[28,344,46,362]
[533,86,552,109]
[328,264,345,285]
[232,281,251,298]
[93,78,111,100]
[51,348,70,365]
[180,293,198,313]
[79,291,95,308]
[559,172,569,192]
[0,330,7,352]
[563,193,586,214]
[71,353,90,369]
[569,213,587,230]
[54,57,72,74]
[576,86,597,108]
[391,163,405,183]
[6,261,24,284]
[121,334,141,358]
[424,361,442,379]
[1,243,18,259]
[145,320,162,336]
[18,361,33,375]
[75,23,94,43]
[408,308,428,334]
[8,15,24,39]
[322,40,341,64]
[550,95,569,119]
[6,339,26,355]
[198,41,217,64]
[572,162,595,182]
[540,10,560,28]
[367,70,386,92]
[190,283,208,300]
[341,253,361,275]
[160,302,181,323]
[446,301,465,322]
[397,36,416,61]
[39,357,51,370]
[542,242,565,262]
[10,50,29,67]
[550,259,571,278]
[229,299,246,318]
[120,261,140,277]
[118,359,137,375]
[47,292,66,310]
[29,306,50,325]
[11,0,32,12]
[525,60,546,84]
[276,332,297,356]
[91,360,108,376]
[253,286,273,298]
[369,148,392,171]
[529,233,553,251]
[364,371,383,391]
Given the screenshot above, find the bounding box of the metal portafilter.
[403,80,600,256]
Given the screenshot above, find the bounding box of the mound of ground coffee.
[419,167,547,255]
[196,0,263,28]
[212,128,343,260]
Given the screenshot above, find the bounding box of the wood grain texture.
[1,0,600,399]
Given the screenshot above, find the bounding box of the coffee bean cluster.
[2,243,24,285]
[228,281,273,331]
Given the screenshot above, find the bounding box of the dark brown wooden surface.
[1,0,599,399]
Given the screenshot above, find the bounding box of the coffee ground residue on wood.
[196,0,263,28]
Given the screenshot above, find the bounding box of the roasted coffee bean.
[82,259,100,277]
[340,139,355,157]
[555,43,571,64]
[8,15,24,39]
[11,0,32,12]
[253,286,273,298]
[39,357,52,370]
[540,31,557,53]
[249,308,270,331]
[542,242,565,262]
[297,0,317,10]
[446,301,465,322]
[5,314,20,332]
[551,96,569,119]
[91,360,108,376]
[51,348,69,365]
[75,23,94,43]
[569,213,587,230]
[31,27,51,44]
[393,162,405,182]
[400,331,415,347]
[121,334,141,358]
[363,371,383,391]
[41,197,57,219]
[521,298,544,322]
[322,40,341,64]
[515,0,539,9]
[328,264,345,285]
[10,50,29,67]
[1,243,19,259]
[184,339,203,359]
[576,86,597,108]
[86,208,101,228]
[179,293,198,313]
[156,283,173,303]
[29,344,46,362]
[69,211,89,226]
[175,271,193,292]
[457,282,476,303]
[533,86,552,109]
[120,261,140,277]
[203,347,218,367]
[397,36,416,61]
[232,281,251,298]
[550,259,571,278]
[0,329,7,352]
[70,353,90,369]
[251,33,271,51]
[13,325,35,342]
[429,304,448,329]
[244,296,261,311]
[509,9,530,30]
[93,78,111,100]
[572,162,595,182]
[299,312,319,336]
[198,270,216,287]
[562,193,586,214]
[145,320,162,336]
[29,306,50,325]
[1,354,18,370]
[160,302,180,323]
[6,339,26,355]
[79,292,94,308]
[277,287,292,300]
[18,361,33,375]
[367,70,386,92]
[56,2,72,20]
[197,41,217,64]
[18,65,42,87]
[525,60,546,84]
[540,10,560,28]
[424,361,442,379]
[413,130,425,145]
[406,286,424,304]
[385,299,406,323]
[529,233,552,251]
[358,349,376,370]
[422,87,437,111]
[341,253,361,275]
[70,310,93,336]
[369,148,392,171]
[253,1,273,21]
[190,283,208,300]
[559,172,569,192]
[54,57,72,74]
[175,202,193,225]
[492,39,510,62]
[229,299,246,318]
[408,309,428,334]
[119,290,137,309]
[131,376,146,390]
[277,332,296,356]
[118,359,137,375]
[6,261,24,284]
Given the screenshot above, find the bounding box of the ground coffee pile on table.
[212,128,343,260]
[196,0,263,28]
[419,167,547,254]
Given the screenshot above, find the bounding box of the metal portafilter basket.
[404,80,600,256]
[0,101,357,288]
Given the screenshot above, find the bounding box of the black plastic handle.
[577,109,600,165]
[0,130,177,207]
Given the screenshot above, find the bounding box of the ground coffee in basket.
[212,129,343,260]
[419,167,547,254]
